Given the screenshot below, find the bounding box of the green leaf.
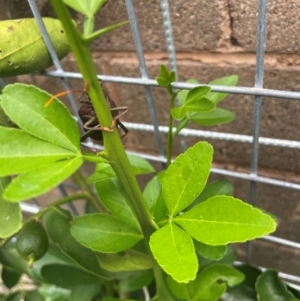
[31,243,81,283]
[88,154,155,183]
[96,249,152,272]
[187,179,233,210]
[156,77,169,87]
[70,285,100,301]
[38,284,70,301]
[0,104,11,127]
[0,177,22,238]
[256,270,299,301]
[171,97,215,120]
[24,290,45,301]
[172,264,244,301]
[143,175,167,223]
[171,86,214,120]
[206,75,238,104]
[167,263,244,301]
[0,127,76,176]
[4,157,83,202]
[162,141,213,217]
[70,214,143,253]
[189,108,235,126]
[43,207,113,279]
[149,222,198,283]
[159,65,170,81]
[1,266,22,289]
[0,18,70,77]
[194,240,226,261]
[119,270,153,292]
[95,178,140,230]
[63,0,106,16]
[199,245,237,269]
[222,265,261,301]
[177,79,199,105]
[1,84,80,152]
[174,195,277,245]
[185,86,211,103]
[41,264,100,288]
[169,71,176,83]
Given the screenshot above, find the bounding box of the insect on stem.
[45,82,129,143]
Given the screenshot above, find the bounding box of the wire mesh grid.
[3,0,300,287]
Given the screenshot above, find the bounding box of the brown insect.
[45,82,128,143]
[77,86,128,142]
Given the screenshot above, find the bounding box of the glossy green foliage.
[38,285,70,301]
[163,141,213,216]
[119,270,153,292]
[95,178,140,230]
[1,266,22,289]
[171,86,215,120]
[221,265,261,301]
[167,264,244,301]
[0,18,70,77]
[186,179,233,210]
[176,75,237,129]
[193,241,226,261]
[0,84,83,201]
[0,177,22,238]
[149,141,277,283]
[70,214,143,253]
[156,65,176,95]
[97,249,152,272]
[150,222,198,283]
[174,195,276,245]
[43,207,114,279]
[143,174,168,223]
[0,84,80,152]
[256,270,299,301]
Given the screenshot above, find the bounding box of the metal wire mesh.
[3,0,299,286]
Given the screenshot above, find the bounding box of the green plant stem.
[166,92,176,167]
[51,0,156,241]
[83,16,95,36]
[72,170,107,213]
